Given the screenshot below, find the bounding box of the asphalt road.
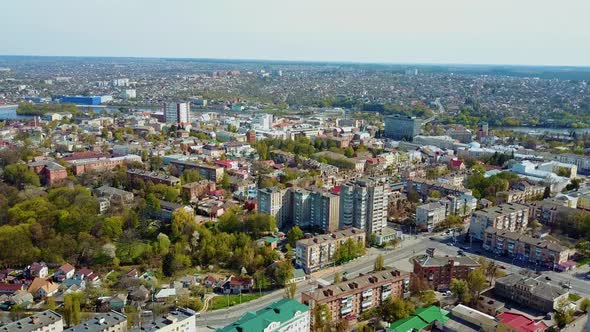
[196,234,590,330]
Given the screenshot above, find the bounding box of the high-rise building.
[258,187,291,228]
[339,178,388,236]
[292,188,311,229]
[384,114,422,141]
[477,122,489,140]
[246,130,256,144]
[469,203,529,241]
[310,190,340,233]
[165,102,190,125]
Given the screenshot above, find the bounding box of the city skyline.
[1,0,590,66]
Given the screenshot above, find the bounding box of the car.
[585,273,590,280]
[444,291,452,297]
[545,276,551,281]
[499,265,506,269]
[447,242,454,246]
[563,284,572,289]
[457,250,465,256]
[429,237,437,241]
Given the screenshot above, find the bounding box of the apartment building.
[258,187,291,229]
[301,269,410,324]
[413,250,480,290]
[291,188,312,228]
[169,160,224,182]
[483,228,570,269]
[469,203,529,241]
[65,311,127,332]
[127,169,180,186]
[384,114,422,141]
[296,228,366,273]
[528,200,582,225]
[406,178,472,202]
[164,102,190,125]
[496,187,544,204]
[309,189,340,233]
[339,178,388,236]
[181,180,216,201]
[416,202,446,232]
[0,310,63,332]
[65,154,142,175]
[218,298,309,332]
[494,273,569,313]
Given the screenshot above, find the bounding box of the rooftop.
[129,307,196,331]
[217,298,308,332]
[65,311,127,332]
[0,310,62,332]
[414,254,480,268]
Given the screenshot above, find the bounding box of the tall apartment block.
[384,114,422,141]
[295,228,365,273]
[258,187,291,228]
[339,178,388,236]
[165,102,190,125]
[310,190,340,233]
[469,203,529,241]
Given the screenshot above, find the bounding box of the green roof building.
[217,298,310,332]
[388,306,450,332]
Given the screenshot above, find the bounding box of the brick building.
[412,250,480,290]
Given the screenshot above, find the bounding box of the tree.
[274,260,294,286]
[314,304,332,332]
[575,240,590,257]
[374,254,385,272]
[221,172,231,190]
[485,260,498,286]
[286,226,304,247]
[450,278,470,303]
[580,298,590,313]
[334,271,341,283]
[379,297,415,323]
[284,281,297,299]
[254,270,270,293]
[419,290,437,306]
[180,169,202,184]
[467,269,487,303]
[344,147,354,158]
[63,293,81,327]
[543,186,551,199]
[4,163,40,188]
[554,298,574,328]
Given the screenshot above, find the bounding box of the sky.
[1,0,589,66]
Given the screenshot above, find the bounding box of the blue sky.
[1,0,589,66]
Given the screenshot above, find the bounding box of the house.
[222,276,254,294]
[126,268,139,279]
[203,275,217,288]
[27,262,48,279]
[129,285,150,304]
[0,283,25,295]
[496,312,548,332]
[54,263,75,282]
[97,293,127,311]
[154,288,177,302]
[28,277,59,298]
[75,268,100,283]
[11,290,34,307]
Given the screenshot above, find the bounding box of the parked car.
[499,265,506,269]
[545,276,551,281]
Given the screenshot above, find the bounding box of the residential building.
[181,180,216,201]
[301,269,409,324]
[469,203,529,241]
[406,178,472,202]
[496,185,545,204]
[413,135,457,150]
[291,188,311,228]
[95,185,134,205]
[528,200,583,225]
[388,306,450,332]
[496,312,548,332]
[339,178,388,236]
[296,228,366,273]
[129,307,197,332]
[450,304,497,332]
[54,263,75,282]
[447,128,473,143]
[309,189,340,233]
[483,228,571,269]
[164,102,190,125]
[169,160,224,182]
[127,169,180,186]
[0,310,63,332]
[441,194,478,216]
[65,311,127,332]
[384,114,422,141]
[65,154,142,175]
[416,202,446,232]
[258,187,291,229]
[27,262,48,279]
[412,249,480,290]
[494,272,569,313]
[218,298,309,332]
[477,122,489,140]
[27,160,68,186]
[28,278,59,298]
[220,276,254,295]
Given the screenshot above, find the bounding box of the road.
[196,234,590,330]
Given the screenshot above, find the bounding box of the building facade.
[309,189,340,233]
[258,187,291,229]
[218,298,309,332]
[469,203,529,241]
[301,269,409,325]
[494,273,568,313]
[339,178,388,236]
[296,228,365,273]
[384,114,422,141]
[483,228,570,269]
[412,250,480,290]
[169,160,224,182]
[416,202,447,232]
[65,311,127,332]
[164,102,190,125]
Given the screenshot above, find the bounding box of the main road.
[196,234,590,330]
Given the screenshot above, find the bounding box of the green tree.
[467,268,487,303]
[286,226,304,247]
[420,290,437,306]
[4,163,40,188]
[274,260,294,286]
[63,293,81,327]
[180,169,202,184]
[580,298,590,313]
[374,254,385,271]
[102,216,124,240]
[221,172,231,190]
[254,270,270,293]
[284,281,297,299]
[450,278,470,303]
[344,147,354,158]
[334,271,342,284]
[314,304,332,332]
[379,297,415,323]
[554,298,574,328]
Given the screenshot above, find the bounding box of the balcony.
[362,300,373,308]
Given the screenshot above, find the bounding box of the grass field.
[208,293,263,311]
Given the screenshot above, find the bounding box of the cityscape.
[2,1,590,332]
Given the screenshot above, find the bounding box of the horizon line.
[1,53,590,69]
